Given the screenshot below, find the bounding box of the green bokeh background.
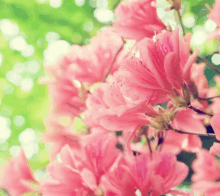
[0,0,219,195]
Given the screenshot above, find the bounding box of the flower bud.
[165,0,181,11]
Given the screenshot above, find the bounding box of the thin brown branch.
[171,128,220,143]
[197,55,220,75]
[189,105,213,117]
[146,132,153,155]
[177,10,186,36]
[205,4,213,12]
[198,95,220,101]
[102,38,126,82]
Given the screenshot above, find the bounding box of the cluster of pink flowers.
[1,0,220,195]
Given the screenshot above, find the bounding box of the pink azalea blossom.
[41,117,81,160]
[172,108,206,135]
[152,108,204,154]
[207,76,220,115]
[191,63,209,99]
[84,83,150,131]
[116,29,199,104]
[39,55,87,118]
[66,28,129,84]
[113,0,166,41]
[192,149,220,196]
[209,0,220,27]
[192,149,220,182]
[210,113,220,140]
[104,151,188,196]
[0,150,38,196]
[210,142,220,156]
[192,181,220,196]
[41,135,120,196]
[207,0,220,52]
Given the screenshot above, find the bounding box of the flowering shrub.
[1,0,220,195]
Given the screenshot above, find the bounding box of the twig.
[197,55,220,75]
[205,4,213,12]
[145,130,153,155]
[170,127,220,143]
[1,188,11,196]
[159,131,167,151]
[102,38,125,82]
[189,105,213,117]
[177,10,186,36]
[198,95,220,101]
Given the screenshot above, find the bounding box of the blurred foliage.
[0,0,219,192]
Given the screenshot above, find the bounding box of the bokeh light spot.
[20,77,34,92]
[94,8,114,23]
[19,128,37,144]
[183,15,195,28]
[75,0,85,7]
[191,28,207,46]
[212,54,220,65]
[13,115,25,127]
[0,19,19,38]
[49,0,62,8]
[204,20,217,32]
[9,145,21,157]
[44,40,71,65]
[9,36,27,51]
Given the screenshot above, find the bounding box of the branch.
[190,48,220,74]
[189,105,213,117]
[198,95,220,101]
[177,10,186,36]
[171,128,220,143]
[102,38,126,82]
[145,127,153,155]
[1,188,11,196]
[197,55,220,75]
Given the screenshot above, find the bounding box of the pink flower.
[207,0,220,53]
[66,28,129,84]
[113,0,166,41]
[80,134,121,184]
[191,63,209,99]
[40,55,87,118]
[192,181,220,196]
[0,150,38,196]
[41,135,120,196]
[41,117,81,160]
[210,113,220,140]
[116,29,199,104]
[192,149,220,182]
[152,108,205,154]
[172,108,206,135]
[39,28,129,118]
[191,149,220,196]
[207,28,220,53]
[209,0,220,27]
[210,142,220,156]
[105,151,188,196]
[84,83,150,131]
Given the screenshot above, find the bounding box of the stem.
[102,38,125,82]
[1,188,11,196]
[171,128,220,143]
[189,105,213,117]
[144,126,153,155]
[146,136,153,154]
[157,131,167,151]
[205,4,213,12]
[177,10,186,36]
[198,95,220,101]
[197,55,220,75]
